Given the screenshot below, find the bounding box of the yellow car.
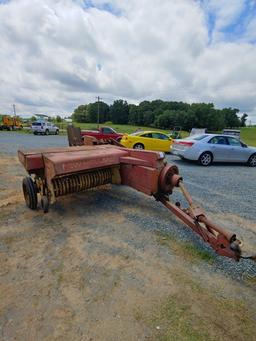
[120,131,173,152]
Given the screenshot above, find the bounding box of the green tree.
[190,103,214,127]
[240,113,248,127]
[222,107,240,127]
[110,99,129,124]
[86,101,109,123]
[56,115,62,123]
[72,105,87,123]
[128,104,139,125]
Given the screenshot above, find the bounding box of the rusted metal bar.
[158,196,242,261]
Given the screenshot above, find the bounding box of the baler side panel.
[120,164,160,195]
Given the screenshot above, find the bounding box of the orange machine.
[0,115,23,130]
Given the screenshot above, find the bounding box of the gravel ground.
[1,132,255,279]
[0,132,255,340]
[0,132,67,155]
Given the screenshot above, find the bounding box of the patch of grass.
[155,231,215,264]
[144,272,256,340]
[152,296,210,341]
[133,306,144,321]
[241,127,256,146]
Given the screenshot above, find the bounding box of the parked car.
[80,126,123,141]
[31,121,59,135]
[171,134,256,166]
[120,131,173,152]
[222,129,240,138]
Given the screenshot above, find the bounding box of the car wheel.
[33,131,37,135]
[55,129,59,135]
[133,143,144,150]
[45,129,49,135]
[248,153,256,167]
[22,177,38,210]
[198,152,212,166]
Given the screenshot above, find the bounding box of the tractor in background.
[0,115,23,131]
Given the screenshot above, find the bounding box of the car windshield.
[102,127,116,134]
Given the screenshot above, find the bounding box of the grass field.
[72,123,255,145]
[71,122,190,138]
[1,122,255,145]
[240,127,256,146]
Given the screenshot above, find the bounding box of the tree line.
[72,99,248,131]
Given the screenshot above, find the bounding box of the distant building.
[35,114,49,120]
[190,128,206,136]
[65,118,72,123]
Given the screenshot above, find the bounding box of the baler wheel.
[22,177,38,210]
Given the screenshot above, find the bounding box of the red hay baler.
[18,144,255,263]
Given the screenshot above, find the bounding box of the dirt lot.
[0,133,256,340]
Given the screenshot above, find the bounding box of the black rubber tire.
[22,177,38,210]
[55,129,59,135]
[41,196,49,213]
[248,153,256,167]
[133,143,144,150]
[198,152,213,166]
[45,129,49,135]
[34,131,38,135]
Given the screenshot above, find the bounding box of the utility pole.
[96,96,102,129]
[13,104,16,117]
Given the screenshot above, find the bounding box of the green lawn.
[73,122,168,134]
[240,127,256,146]
[5,122,255,146]
[70,122,189,138]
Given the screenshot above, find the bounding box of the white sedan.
[171,134,256,166]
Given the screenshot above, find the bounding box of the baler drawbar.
[18,144,255,262]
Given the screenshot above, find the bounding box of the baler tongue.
[156,167,245,262]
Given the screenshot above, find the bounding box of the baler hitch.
[155,184,242,261]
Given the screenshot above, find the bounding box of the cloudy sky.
[0,0,256,122]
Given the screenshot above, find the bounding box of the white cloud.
[0,0,256,123]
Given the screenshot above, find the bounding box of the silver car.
[171,134,256,166]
